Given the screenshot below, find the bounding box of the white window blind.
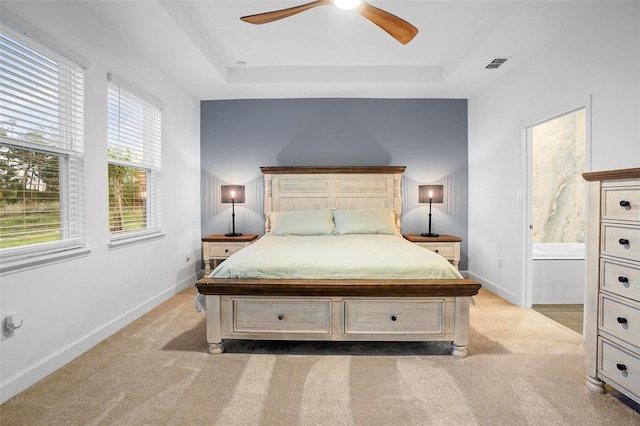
[0,24,85,261]
[107,78,162,241]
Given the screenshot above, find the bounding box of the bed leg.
[451,344,468,358]
[206,295,224,355]
[451,296,470,358]
[209,342,224,355]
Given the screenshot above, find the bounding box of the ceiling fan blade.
[241,0,332,25]
[356,2,418,44]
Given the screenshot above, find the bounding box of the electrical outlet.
[185,250,192,262]
[498,258,504,269]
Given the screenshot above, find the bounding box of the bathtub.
[532,243,585,260]
[532,243,585,304]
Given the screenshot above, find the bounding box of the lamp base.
[224,232,243,237]
[420,232,439,237]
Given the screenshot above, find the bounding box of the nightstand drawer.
[344,300,445,335]
[415,243,455,259]
[600,295,640,348]
[602,186,640,222]
[208,244,244,258]
[599,338,640,398]
[201,234,259,276]
[601,259,640,301]
[602,224,640,261]
[233,298,330,334]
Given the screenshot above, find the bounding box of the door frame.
[520,95,592,308]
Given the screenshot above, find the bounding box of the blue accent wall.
[201,98,469,269]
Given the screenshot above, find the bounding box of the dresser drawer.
[602,224,640,261]
[601,259,640,301]
[208,243,245,259]
[598,338,640,398]
[233,298,330,334]
[600,295,640,348]
[344,299,445,335]
[416,243,455,259]
[602,186,640,222]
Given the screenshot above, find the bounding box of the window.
[107,76,162,244]
[0,24,85,264]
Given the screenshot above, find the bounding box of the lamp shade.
[221,185,245,203]
[418,185,444,203]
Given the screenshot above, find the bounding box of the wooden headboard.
[260,166,406,233]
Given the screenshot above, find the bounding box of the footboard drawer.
[344,299,446,335]
[232,298,331,334]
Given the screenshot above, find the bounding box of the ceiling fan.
[240,0,418,45]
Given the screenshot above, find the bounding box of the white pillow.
[333,209,399,235]
[269,208,334,235]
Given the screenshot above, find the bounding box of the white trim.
[0,10,90,69]
[466,271,518,306]
[0,246,92,276]
[108,231,165,250]
[520,94,592,308]
[0,275,196,404]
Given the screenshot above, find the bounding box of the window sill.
[108,231,165,250]
[0,246,92,276]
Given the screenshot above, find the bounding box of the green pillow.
[269,208,334,235]
[333,209,399,235]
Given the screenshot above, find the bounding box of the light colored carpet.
[1,287,639,425]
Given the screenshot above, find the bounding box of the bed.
[195,166,481,357]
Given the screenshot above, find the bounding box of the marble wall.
[532,109,586,243]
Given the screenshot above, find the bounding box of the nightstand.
[201,234,258,276]
[403,234,462,270]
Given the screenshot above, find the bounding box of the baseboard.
[466,271,519,306]
[0,274,196,404]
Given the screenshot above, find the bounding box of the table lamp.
[418,184,444,237]
[221,185,245,237]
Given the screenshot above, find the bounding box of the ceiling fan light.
[334,0,362,11]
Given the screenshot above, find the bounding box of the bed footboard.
[196,278,481,357]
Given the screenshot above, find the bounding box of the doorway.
[524,106,589,331]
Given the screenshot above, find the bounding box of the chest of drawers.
[583,168,640,405]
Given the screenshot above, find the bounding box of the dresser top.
[582,167,640,182]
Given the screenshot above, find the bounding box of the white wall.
[0,3,201,402]
[468,2,640,305]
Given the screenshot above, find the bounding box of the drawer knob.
[278,314,284,320]
[616,363,627,372]
[619,200,631,207]
[618,276,629,283]
[225,249,229,253]
[617,317,628,324]
[391,315,397,322]
[618,238,630,246]
[435,249,439,253]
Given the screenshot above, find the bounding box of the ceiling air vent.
[485,57,510,69]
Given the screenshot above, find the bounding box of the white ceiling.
[53,1,593,100]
